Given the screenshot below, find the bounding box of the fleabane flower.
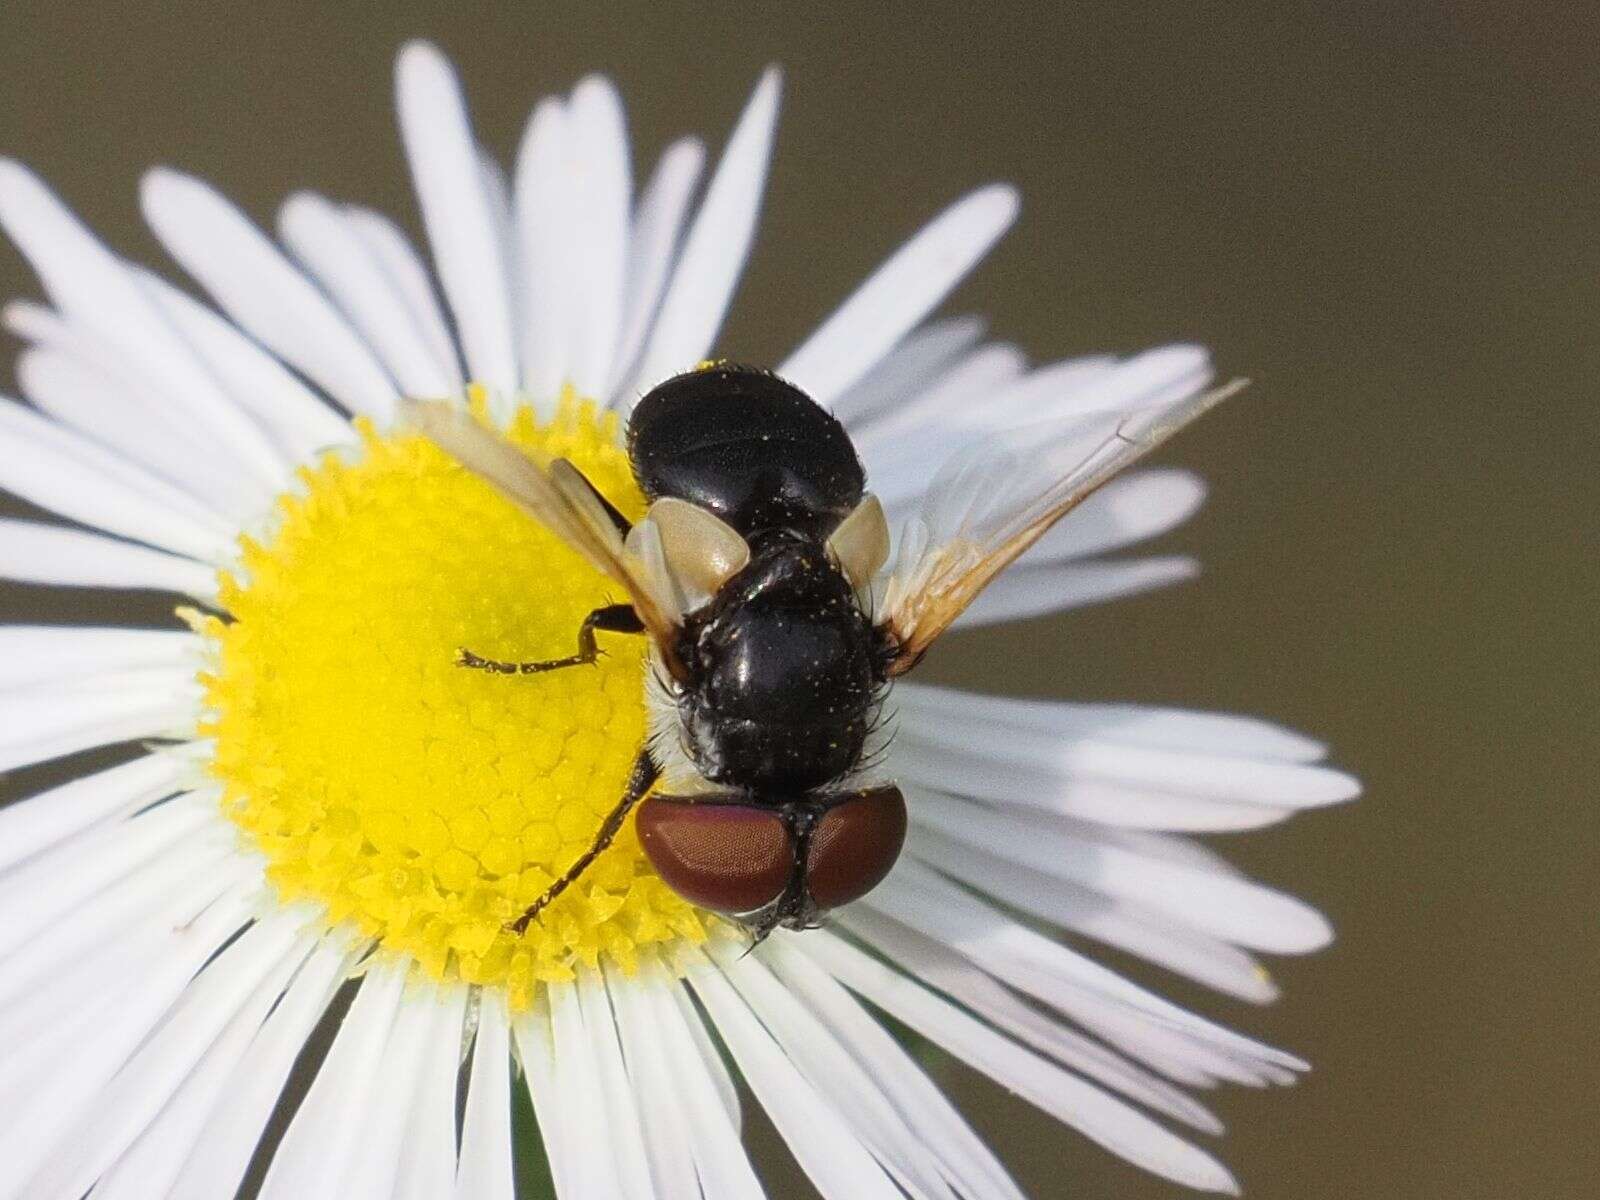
[0,40,1357,1200]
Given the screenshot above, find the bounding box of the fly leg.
[508,750,660,934]
[457,604,642,675]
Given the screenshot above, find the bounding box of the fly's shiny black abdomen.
[679,532,882,792]
[629,364,866,539]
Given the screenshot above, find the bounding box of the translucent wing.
[880,380,1244,674]
[402,399,690,677]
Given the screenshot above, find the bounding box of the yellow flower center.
[195,394,705,1008]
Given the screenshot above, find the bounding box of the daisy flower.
[0,40,1357,1200]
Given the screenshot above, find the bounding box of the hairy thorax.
[666,533,889,795]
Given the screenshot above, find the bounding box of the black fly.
[406,361,1233,940]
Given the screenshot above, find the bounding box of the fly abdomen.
[628,363,866,538]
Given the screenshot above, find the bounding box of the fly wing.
[880,380,1244,674]
[402,399,689,677]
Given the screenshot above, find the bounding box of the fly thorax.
[680,538,882,793]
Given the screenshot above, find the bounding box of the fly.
[406,361,1234,941]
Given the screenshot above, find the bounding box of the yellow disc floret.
[195,394,705,1008]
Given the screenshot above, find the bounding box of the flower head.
[0,40,1356,1199]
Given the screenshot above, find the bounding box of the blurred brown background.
[1,1,1595,1197]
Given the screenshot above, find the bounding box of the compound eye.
[637,795,794,915]
[805,785,908,910]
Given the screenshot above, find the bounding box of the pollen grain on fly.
[192,395,706,1009]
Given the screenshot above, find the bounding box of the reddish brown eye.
[805,785,907,910]
[637,795,794,914]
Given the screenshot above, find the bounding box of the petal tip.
[1295,909,1336,954]
[985,180,1023,219]
[395,39,461,112]
[139,164,188,199]
[396,38,447,75]
[278,189,326,222]
[0,157,36,195]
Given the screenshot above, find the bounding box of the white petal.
[514,96,574,406]
[761,938,1027,1200]
[167,935,357,1200]
[636,965,764,1199]
[394,983,469,1200]
[0,950,184,1108]
[895,680,1328,762]
[868,859,1306,1076]
[628,69,781,394]
[908,831,1278,1002]
[3,665,196,700]
[0,794,220,958]
[513,1001,586,1199]
[0,835,239,1021]
[0,880,259,1200]
[602,964,704,1200]
[835,907,1225,1127]
[255,958,408,1200]
[86,928,320,1200]
[607,138,706,403]
[135,269,357,458]
[854,341,1030,461]
[953,555,1200,626]
[909,797,1332,953]
[838,915,1222,1107]
[279,192,459,397]
[974,343,1213,434]
[16,339,274,521]
[899,764,1295,833]
[0,839,247,1049]
[780,185,1019,405]
[0,751,189,874]
[0,161,288,490]
[1063,343,1213,415]
[575,971,657,1200]
[897,720,1359,810]
[800,931,1241,1194]
[1,296,57,341]
[566,76,631,399]
[873,345,1209,461]
[0,519,217,598]
[0,625,196,689]
[709,943,955,1200]
[24,907,312,1200]
[859,347,1032,508]
[687,949,909,1200]
[336,979,448,1200]
[1020,467,1206,563]
[455,989,515,1200]
[395,41,517,394]
[527,982,644,1200]
[343,206,463,387]
[0,161,162,355]
[669,980,741,1131]
[0,396,236,561]
[0,680,197,773]
[141,167,398,421]
[828,315,987,428]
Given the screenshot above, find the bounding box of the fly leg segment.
[456,604,643,675]
[508,750,660,934]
